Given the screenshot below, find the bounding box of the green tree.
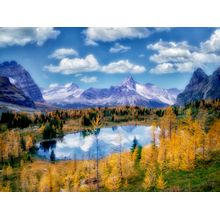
[130,137,138,154]
[50,150,56,162]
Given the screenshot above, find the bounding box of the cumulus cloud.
[109,43,131,53]
[45,54,146,75]
[150,63,175,74]
[0,27,60,47]
[80,76,97,83]
[44,54,100,74]
[83,27,151,45]
[49,48,78,59]
[101,60,145,74]
[150,62,194,74]
[201,29,220,53]
[147,32,220,74]
[147,40,194,63]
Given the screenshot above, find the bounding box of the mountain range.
[0,60,220,110]
[43,76,180,108]
[176,67,220,105]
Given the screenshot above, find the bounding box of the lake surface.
[36,125,154,160]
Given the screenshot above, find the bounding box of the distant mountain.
[43,76,181,108]
[0,61,44,102]
[176,67,220,105]
[0,76,35,108]
[43,83,83,103]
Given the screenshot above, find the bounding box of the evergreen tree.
[130,137,138,154]
[20,136,26,151]
[50,150,56,162]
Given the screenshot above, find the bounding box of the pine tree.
[50,150,56,162]
[130,137,138,154]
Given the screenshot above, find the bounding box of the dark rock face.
[0,76,35,108]
[0,61,44,102]
[176,67,220,105]
[205,67,220,100]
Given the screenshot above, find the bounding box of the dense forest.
[0,99,220,191]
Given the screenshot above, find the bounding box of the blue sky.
[0,27,220,90]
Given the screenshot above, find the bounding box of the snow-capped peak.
[64,82,78,89]
[43,82,83,102]
[121,75,136,89]
[43,76,181,108]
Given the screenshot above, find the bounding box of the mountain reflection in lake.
[37,125,153,160]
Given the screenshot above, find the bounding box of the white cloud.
[101,60,145,74]
[49,83,59,88]
[44,54,100,74]
[109,43,131,53]
[49,48,78,59]
[0,27,60,47]
[150,63,175,74]
[147,40,194,63]
[84,27,150,45]
[45,54,146,75]
[150,62,195,74]
[147,35,220,74]
[175,62,194,72]
[80,76,97,83]
[153,27,171,32]
[201,29,220,53]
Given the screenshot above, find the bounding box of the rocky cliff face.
[0,76,35,108]
[0,61,44,102]
[176,67,220,105]
[205,67,220,100]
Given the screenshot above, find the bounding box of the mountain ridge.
[0,76,35,108]
[176,67,220,105]
[0,61,44,102]
[43,76,181,108]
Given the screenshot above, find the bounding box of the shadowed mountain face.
[205,67,220,99]
[0,76,35,108]
[0,61,44,102]
[43,76,181,108]
[176,67,220,105]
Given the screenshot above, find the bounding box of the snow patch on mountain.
[43,76,181,108]
[43,82,84,103]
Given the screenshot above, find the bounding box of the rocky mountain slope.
[0,76,35,108]
[0,61,44,102]
[176,67,220,105]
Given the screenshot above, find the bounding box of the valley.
[0,60,220,192]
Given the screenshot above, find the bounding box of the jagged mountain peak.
[176,66,220,105]
[64,82,79,89]
[189,68,208,85]
[44,75,180,108]
[121,75,136,88]
[0,61,44,102]
[0,60,18,67]
[43,82,83,102]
